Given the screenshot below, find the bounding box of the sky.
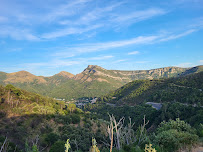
[0,0,203,76]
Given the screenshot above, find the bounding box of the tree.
[90,138,100,152]
[65,139,71,152]
[50,141,65,152]
[107,115,149,151]
[45,133,59,145]
[154,119,198,152]
[67,103,76,114]
[107,114,124,151]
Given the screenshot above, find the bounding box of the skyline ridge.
[1,64,202,77]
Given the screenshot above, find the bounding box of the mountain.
[74,65,188,83]
[180,65,203,76]
[100,71,203,106]
[4,70,47,84]
[0,65,202,100]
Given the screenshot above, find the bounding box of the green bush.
[71,114,80,124]
[50,141,65,152]
[45,133,59,145]
[154,119,198,152]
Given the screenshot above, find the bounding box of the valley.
[1,0,203,151]
[0,65,203,152]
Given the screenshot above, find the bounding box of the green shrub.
[50,141,65,152]
[45,133,59,145]
[154,119,198,152]
[71,114,80,124]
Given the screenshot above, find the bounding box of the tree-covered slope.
[0,84,65,116]
[100,71,203,105]
[0,85,202,152]
[0,85,106,151]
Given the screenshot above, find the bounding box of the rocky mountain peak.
[84,65,105,72]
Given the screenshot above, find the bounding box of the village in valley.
[54,97,97,108]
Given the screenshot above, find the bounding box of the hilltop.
[99,71,203,106]
[0,65,202,100]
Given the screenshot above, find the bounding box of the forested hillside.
[0,85,106,151]
[99,71,203,105]
[0,85,202,152]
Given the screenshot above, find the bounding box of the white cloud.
[24,60,80,69]
[0,1,169,40]
[128,51,140,55]
[89,55,114,60]
[44,0,92,22]
[21,55,114,70]
[52,28,197,57]
[0,27,39,41]
[112,59,126,63]
[176,62,193,67]
[135,61,149,64]
[73,2,124,25]
[199,60,203,64]
[53,35,159,57]
[159,29,197,42]
[41,24,102,39]
[112,8,166,24]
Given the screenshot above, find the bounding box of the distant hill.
[0,65,202,100]
[99,71,203,106]
[0,84,64,117]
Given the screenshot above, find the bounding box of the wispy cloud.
[199,60,203,64]
[53,35,159,57]
[88,55,114,60]
[112,8,166,24]
[0,26,39,41]
[112,59,127,64]
[52,28,197,57]
[128,51,140,55]
[135,61,149,64]
[0,1,168,40]
[24,60,81,69]
[20,55,114,71]
[176,62,193,67]
[44,0,92,22]
[74,2,124,25]
[41,24,102,39]
[159,29,197,42]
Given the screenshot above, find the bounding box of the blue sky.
[0,0,203,76]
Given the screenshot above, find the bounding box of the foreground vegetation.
[0,77,202,151]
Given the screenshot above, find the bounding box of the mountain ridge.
[1,65,203,78]
[0,65,202,99]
